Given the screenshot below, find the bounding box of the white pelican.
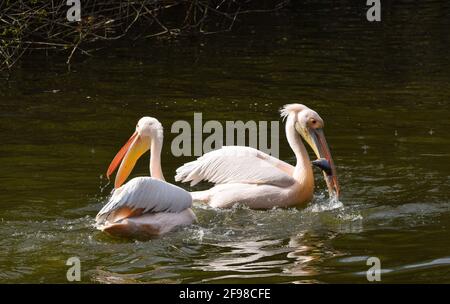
[96,117,196,238]
[175,104,339,209]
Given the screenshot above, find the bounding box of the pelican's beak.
[296,124,340,199]
[106,131,150,188]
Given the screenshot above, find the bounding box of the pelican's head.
[106,117,164,188]
[281,104,340,199]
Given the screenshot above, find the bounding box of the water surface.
[0,1,449,283]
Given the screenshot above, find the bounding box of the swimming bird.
[175,104,339,209]
[96,117,196,238]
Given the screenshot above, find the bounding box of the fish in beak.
[312,158,332,176]
[106,131,150,188]
[296,123,340,200]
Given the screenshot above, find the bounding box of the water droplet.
[361,145,369,154]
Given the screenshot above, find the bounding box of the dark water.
[1,1,449,283]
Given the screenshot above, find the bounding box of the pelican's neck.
[150,134,165,181]
[285,115,314,190]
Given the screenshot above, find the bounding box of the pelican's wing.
[175,146,296,187]
[96,177,192,224]
[244,147,295,176]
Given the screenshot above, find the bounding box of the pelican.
[96,117,196,238]
[175,104,339,209]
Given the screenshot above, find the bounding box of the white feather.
[280,103,307,121]
[96,177,192,224]
[175,146,296,187]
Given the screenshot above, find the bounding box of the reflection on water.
[0,1,450,283]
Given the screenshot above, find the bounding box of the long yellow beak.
[106,131,150,188]
[309,128,340,199]
[296,124,340,199]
